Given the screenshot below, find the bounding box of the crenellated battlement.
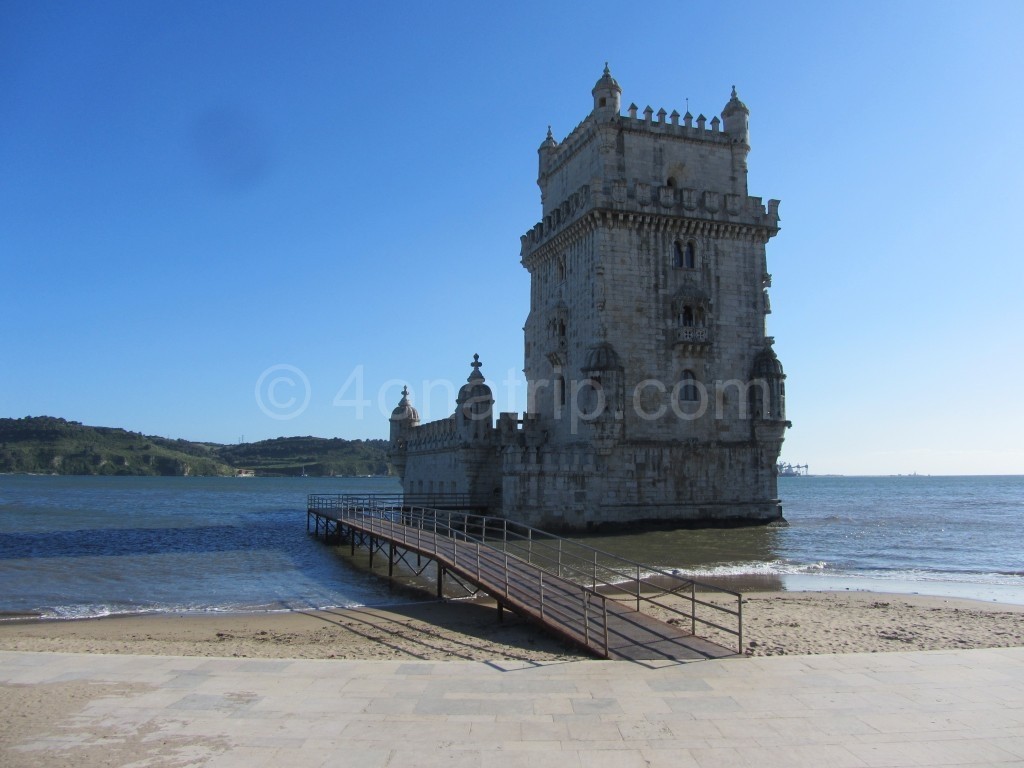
[404,415,459,450]
[622,103,726,138]
[539,94,741,188]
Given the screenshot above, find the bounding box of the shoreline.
[1,589,1021,660]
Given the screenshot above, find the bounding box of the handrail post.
[691,581,696,636]
[603,597,609,658]
[584,591,590,647]
[636,564,641,611]
[738,595,743,655]
[539,571,545,620]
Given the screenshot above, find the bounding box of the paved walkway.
[2,648,1023,767]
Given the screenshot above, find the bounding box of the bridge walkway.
[307,497,742,662]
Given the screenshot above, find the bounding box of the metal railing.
[309,492,476,510]
[307,494,743,655]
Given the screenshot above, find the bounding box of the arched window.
[554,375,565,412]
[681,306,695,327]
[557,258,566,282]
[673,241,684,268]
[666,177,677,188]
[684,242,696,269]
[680,370,699,402]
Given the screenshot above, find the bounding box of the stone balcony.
[672,326,712,353]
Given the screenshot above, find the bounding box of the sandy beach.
[1,590,1021,660]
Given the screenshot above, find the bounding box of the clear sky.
[2,1,1022,476]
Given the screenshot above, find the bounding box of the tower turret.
[591,63,622,119]
[456,354,494,441]
[722,85,749,144]
[722,85,751,196]
[388,385,420,447]
[537,126,558,187]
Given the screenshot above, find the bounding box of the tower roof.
[457,354,493,404]
[581,342,624,373]
[539,125,557,150]
[591,63,622,96]
[390,385,420,422]
[722,84,749,116]
[752,346,785,378]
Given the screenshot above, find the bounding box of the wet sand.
[1,590,1022,660]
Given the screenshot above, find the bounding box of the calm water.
[0,474,1022,618]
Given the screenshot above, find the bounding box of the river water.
[1,474,1021,618]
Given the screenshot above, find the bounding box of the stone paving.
[2,648,1023,767]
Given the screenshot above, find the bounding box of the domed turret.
[750,345,786,421]
[539,125,557,151]
[390,385,420,422]
[581,341,623,374]
[537,125,558,180]
[751,345,784,379]
[722,85,750,146]
[591,63,622,118]
[389,385,420,446]
[579,342,625,423]
[457,354,492,405]
[456,355,494,438]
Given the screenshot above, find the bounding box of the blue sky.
[2,1,1022,475]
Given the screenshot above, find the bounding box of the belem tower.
[388,66,789,531]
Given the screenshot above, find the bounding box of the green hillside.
[0,416,391,477]
[217,436,391,477]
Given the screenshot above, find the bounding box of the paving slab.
[2,647,1024,767]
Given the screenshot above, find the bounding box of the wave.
[660,560,1024,587]
[661,559,829,579]
[17,598,370,621]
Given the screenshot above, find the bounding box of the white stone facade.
[389,68,789,530]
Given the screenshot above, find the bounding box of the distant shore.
[1,590,1021,660]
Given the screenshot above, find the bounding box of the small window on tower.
[673,241,684,268]
[684,242,696,269]
[679,370,699,402]
[599,97,607,107]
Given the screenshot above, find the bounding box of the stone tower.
[387,67,788,531]
[500,66,789,529]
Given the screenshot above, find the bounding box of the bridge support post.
[388,542,395,580]
[497,602,504,623]
[436,562,444,599]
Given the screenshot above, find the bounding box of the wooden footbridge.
[307,494,743,661]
